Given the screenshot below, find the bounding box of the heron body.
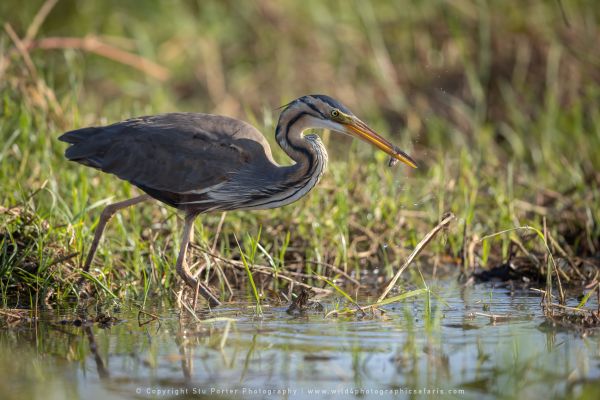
[61,94,416,307]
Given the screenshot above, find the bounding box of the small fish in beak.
[388,146,406,167]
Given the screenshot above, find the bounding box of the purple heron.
[60,95,416,306]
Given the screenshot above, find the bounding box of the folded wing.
[59,113,275,208]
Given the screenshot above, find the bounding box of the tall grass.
[0,0,598,305]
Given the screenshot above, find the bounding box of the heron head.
[288,94,417,169]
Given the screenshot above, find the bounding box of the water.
[1,284,599,399]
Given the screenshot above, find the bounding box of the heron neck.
[276,114,328,180]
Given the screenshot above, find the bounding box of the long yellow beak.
[344,119,417,168]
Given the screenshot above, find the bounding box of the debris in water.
[58,313,120,329]
[286,288,323,314]
[541,297,600,336]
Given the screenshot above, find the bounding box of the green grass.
[0,0,599,307]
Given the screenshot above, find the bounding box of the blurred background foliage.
[1,0,599,301]
[2,0,599,169]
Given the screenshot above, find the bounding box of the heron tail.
[59,127,109,168]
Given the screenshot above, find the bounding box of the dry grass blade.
[0,309,28,322]
[24,0,58,43]
[377,212,455,303]
[4,23,37,77]
[211,212,227,253]
[477,225,566,304]
[190,246,332,295]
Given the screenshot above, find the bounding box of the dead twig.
[547,231,585,280]
[544,217,565,304]
[47,252,78,269]
[138,310,161,329]
[304,260,361,286]
[349,220,381,258]
[0,309,28,321]
[472,312,514,322]
[192,247,332,295]
[377,212,455,303]
[544,303,590,313]
[4,23,37,78]
[27,36,170,81]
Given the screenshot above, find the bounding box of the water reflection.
[1,285,599,399]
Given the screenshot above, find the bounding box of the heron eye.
[330,109,340,118]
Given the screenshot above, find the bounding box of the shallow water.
[1,284,599,399]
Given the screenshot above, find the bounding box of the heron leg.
[82,194,151,273]
[176,213,221,307]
